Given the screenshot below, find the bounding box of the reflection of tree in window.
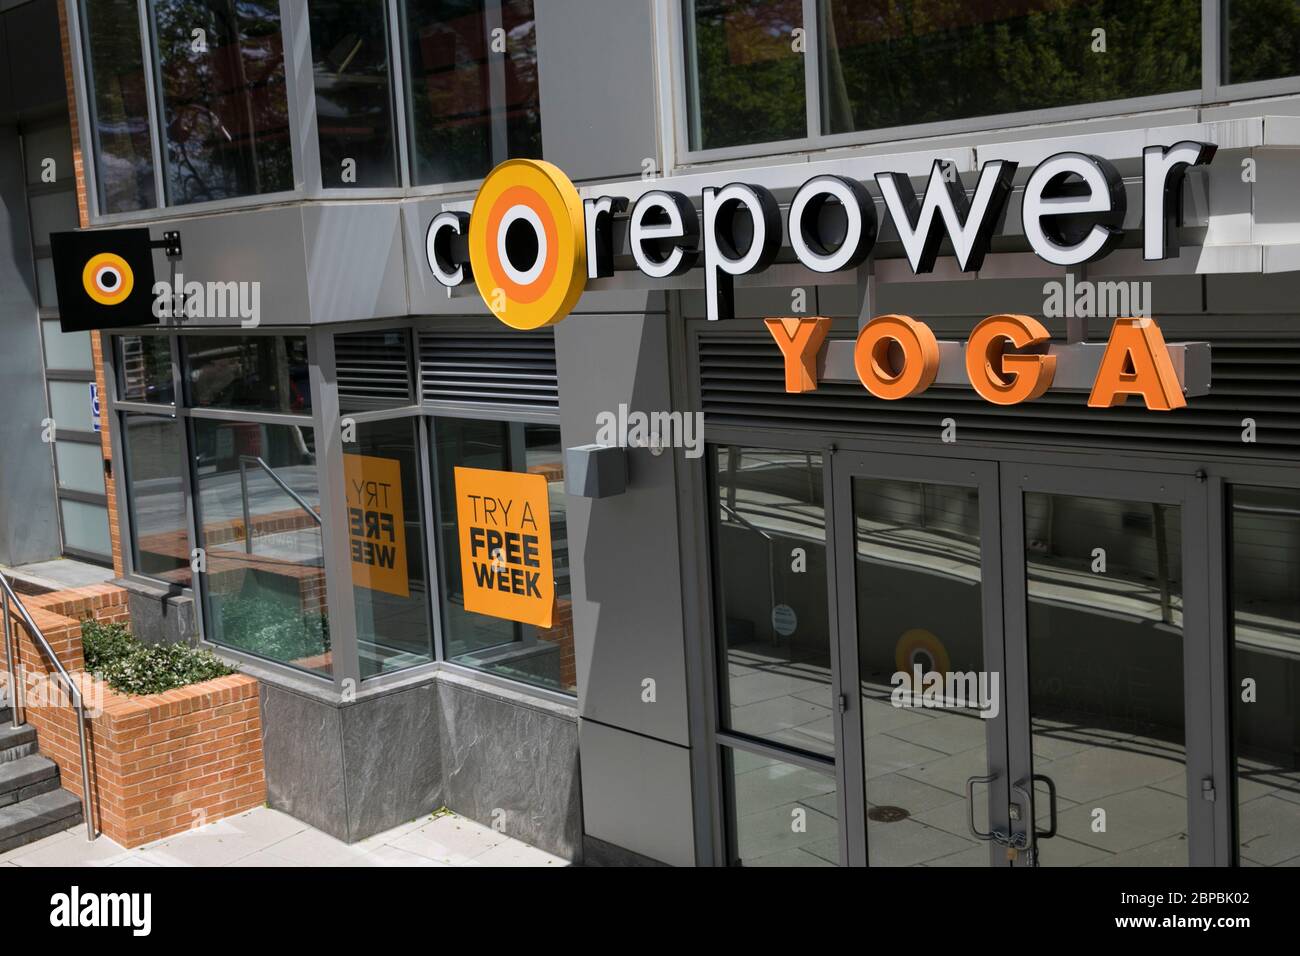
[152,0,293,204]
[1223,0,1300,85]
[688,0,807,150]
[403,0,541,185]
[820,0,1200,135]
[83,0,157,211]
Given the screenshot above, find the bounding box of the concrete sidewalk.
[0,806,568,867]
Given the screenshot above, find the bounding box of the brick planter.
[6,584,266,847]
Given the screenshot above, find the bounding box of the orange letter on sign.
[854,314,939,400]
[965,314,1057,405]
[764,317,831,393]
[1088,317,1186,411]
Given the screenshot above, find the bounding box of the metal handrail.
[237,455,322,554]
[0,571,95,841]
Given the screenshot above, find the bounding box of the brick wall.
[9,584,266,847]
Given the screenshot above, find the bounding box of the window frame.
[66,0,547,224]
[669,0,1300,168]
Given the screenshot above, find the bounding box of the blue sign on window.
[89,382,101,433]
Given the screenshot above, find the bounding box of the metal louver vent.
[419,328,559,410]
[336,329,414,412]
[696,325,1300,461]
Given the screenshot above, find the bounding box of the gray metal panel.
[127,205,312,327]
[0,124,59,564]
[578,718,696,866]
[555,313,691,746]
[3,0,65,119]
[302,204,408,324]
[535,0,660,183]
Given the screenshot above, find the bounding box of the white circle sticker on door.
[771,604,797,637]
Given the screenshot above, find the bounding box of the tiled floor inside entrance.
[0,806,568,867]
[728,648,1300,867]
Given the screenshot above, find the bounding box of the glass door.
[832,452,1010,867]
[1001,464,1215,866]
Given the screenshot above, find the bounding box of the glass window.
[116,335,174,403]
[432,416,572,694]
[1223,0,1300,85]
[184,335,310,413]
[61,498,112,557]
[724,747,839,866]
[192,418,328,676]
[81,0,158,212]
[151,0,293,205]
[685,0,807,151]
[123,415,191,585]
[1230,485,1300,866]
[344,418,433,678]
[43,321,95,373]
[819,0,1200,136]
[309,0,399,188]
[401,0,542,185]
[49,380,99,433]
[854,476,991,866]
[711,446,832,756]
[55,441,107,496]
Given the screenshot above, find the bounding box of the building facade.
[47,0,1300,866]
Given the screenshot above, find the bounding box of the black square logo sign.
[51,228,158,333]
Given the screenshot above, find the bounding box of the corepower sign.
[425,143,1216,410]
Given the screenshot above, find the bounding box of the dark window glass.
[854,476,991,866]
[711,446,832,756]
[432,416,572,694]
[820,0,1201,135]
[724,747,839,866]
[116,335,174,403]
[309,0,399,188]
[123,415,191,586]
[402,0,542,185]
[1223,0,1300,85]
[344,418,433,678]
[1024,493,1187,866]
[151,0,293,204]
[81,0,157,211]
[1230,485,1300,866]
[184,336,310,413]
[685,0,806,150]
[193,418,328,676]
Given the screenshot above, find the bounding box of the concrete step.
[0,754,59,808]
[0,724,36,764]
[0,788,82,855]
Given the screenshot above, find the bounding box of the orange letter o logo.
[469,159,587,330]
[82,252,134,306]
[854,314,939,399]
[965,313,1056,405]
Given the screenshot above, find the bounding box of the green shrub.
[80,618,235,696]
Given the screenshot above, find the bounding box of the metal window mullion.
[65,0,101,220]
[281,0,320,194]
[418,416,446,664]
[801,0,820,140]
[485,0,508,164]
[1203,0,1221,101]
[308,327,361,696]
[137,0,166,207]
[387,0,411,188]
[680,0,703,153]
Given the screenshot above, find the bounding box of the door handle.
[965,773,997,841]
[1032,773,1058,839]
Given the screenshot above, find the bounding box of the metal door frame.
[999,463,1218,866]
[830,450,1010,867]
